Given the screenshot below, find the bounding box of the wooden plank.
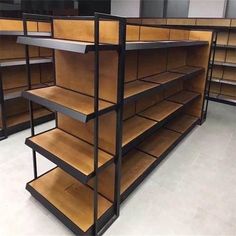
[25,86,114,116]
[88,149,155,202]
[28,168,112,233]
[6,108,51,127]
[53,19,139,44]
[0,36,39,59]
[226,49,236,63]
[0,19,37,31]
[139,26,170,41]
[125,51,138,82]
[170,65,204,74]
[2,65,40,90]
[136,92,164,113]
[124,80,160,100]
[165,114,198,134]
[141,72,184,85]
[139,100,182,122]
[217,31,229,45]
[137,128,181,158]
[38,22,51,32]
[138,49,167,78]
[231,19,236,27]
[220,84,236,96]
[214,48,226,62]
[123,102,136,120]
[228,32,236,46]
[212,65,224,79]
[164,80,183,98]
[167,18,196,26]
[123,115,157,147]
[196,19,231,27]
[223,67,236,81]
[169,29,189,40]
[167,90,199,104]
[141,18,167,25]
[209,81,221,94]
[167,48,187,70]
[55,50,118,103]
[58,112,116,155]
[29,128,113,176]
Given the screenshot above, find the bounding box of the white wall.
[188,0,227,17]
[111,0,141,17]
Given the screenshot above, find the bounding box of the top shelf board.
[17,37,209,54]
[0,31,51,36]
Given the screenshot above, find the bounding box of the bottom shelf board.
[137,128,181,158]
[207,94,236,106]
[88,149,156,202]
[26,168,113,234]
[165,114,199,134]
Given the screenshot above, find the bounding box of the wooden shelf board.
[122,115,157,147]
[22,86,115,123]
[6,108,52,128]
[124,80,160,102]
[137,128,181,158]
[141,71,184,85]
[167,90,200,104]
[0,57,52,67]
[165,114,199,134]
[218,94,236,104]
[88,149,156,202]
[170,65,204,75]
[216,44,236,49]
[214,61,236,68]
[26,128,113,182]
[27,168,112,233]
[139,100,183,122]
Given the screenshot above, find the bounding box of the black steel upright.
[0,67,7,140]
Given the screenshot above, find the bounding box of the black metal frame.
[21,13,212,236]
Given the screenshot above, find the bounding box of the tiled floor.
[0,101,236,236]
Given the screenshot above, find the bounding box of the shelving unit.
[128,17,236,106]
[20,13,212,236]
[0,18,54,140]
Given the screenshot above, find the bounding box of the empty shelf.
[122,115,157,151]
[167,90,200,104]
[88,149,156,202]
[214,61,236,68]
[141,72,184,85]
[218,94,236,105]
[0,57,52,67]
[165,114,199,134]
[216,44,236,49]
[26,128,113,183]
[26,168,113,234]
[0,108,52,129]
[22,86,115,123]
[0,30,51,36]
[137,128,181,158]
[139,100,183,122]
[126,40,208,51]
[17,37,117,54]
[170,65,204,76]
[124,80,160,103]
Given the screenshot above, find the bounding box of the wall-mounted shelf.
[19,13,212,236]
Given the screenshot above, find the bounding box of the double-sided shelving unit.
[128,17,236,106]
[0,18,54,140]
[19,13,212,236]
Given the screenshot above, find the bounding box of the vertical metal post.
[0,67,7,140]
[114,18,126,217]
[93,14,100,236]
[23,14,37,179]
[202,31,217,123]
